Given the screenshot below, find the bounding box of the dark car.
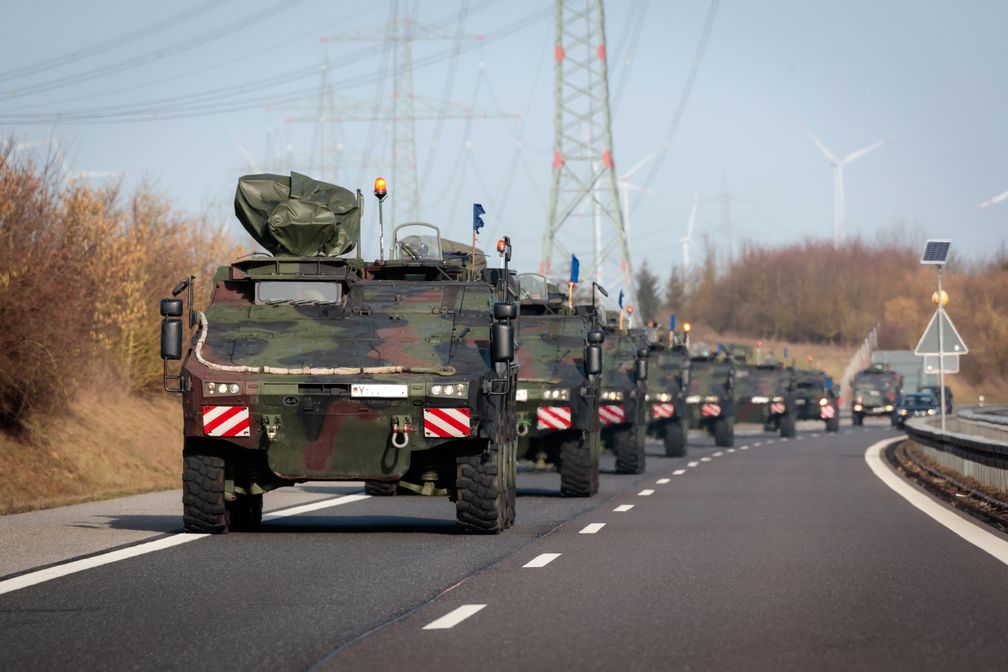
[896,392,939,428]
[921,385,953,414]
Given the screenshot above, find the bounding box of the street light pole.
[937,265,946,432]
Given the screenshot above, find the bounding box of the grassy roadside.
[0,387,181,515]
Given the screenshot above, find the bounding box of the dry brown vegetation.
[0,140,238,433]
[659,238,1008,396]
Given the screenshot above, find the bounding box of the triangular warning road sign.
[914,310,968,355]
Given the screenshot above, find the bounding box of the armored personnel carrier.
[513,274,601,496]
[598,321,649,474]
[684,342,735,447]
[642,327,690,457]
[159,173,519,533]
[734,362,798,437]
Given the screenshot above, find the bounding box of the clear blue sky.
[2,0,1005,282]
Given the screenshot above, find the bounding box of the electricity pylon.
[542,0,635,313]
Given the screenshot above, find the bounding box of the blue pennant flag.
[618,289,624,309]
[569,255,580,284]
[669,314,676,332]
[472,203,486,232]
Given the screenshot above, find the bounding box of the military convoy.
[160,171,865,535]
[851,364,903,425]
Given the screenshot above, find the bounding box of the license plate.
[351,384,408,398]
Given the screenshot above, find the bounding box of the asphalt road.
[2,420,1007,671]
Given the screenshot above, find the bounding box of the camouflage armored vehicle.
[794,368,840,432]
[734,362,798,437]
[684,343,735,447]
[159,173,519,534]
[513,274,602,496]
[598,321,650,474]
[642,327,690,457]
[851,364,903,426]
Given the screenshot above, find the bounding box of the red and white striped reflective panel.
[598,404,625,425]
[423,407,472,438]
[652,403,675,419]
[701,403,721,417]
[202,406,251,437]
[537,406,572,430]
[820,404,836,419]
[770,402,786,415]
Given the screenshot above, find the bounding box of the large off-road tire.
[779,413,796,438]
[613,424,646,474]
[455,435,517,534]
[714,416,734,447]
[852,412,863,426]
[559,430,600,497]
[364,480,398,496]
[182,446,227,534]
[227,493,263,531]
[825,415,840,433]
[662,420,688,457]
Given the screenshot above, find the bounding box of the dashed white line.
[613,504,634,512]
[811,433,820,438]
[727,448,736,453]
[423,604,487,630]
[656,478,670,484]
[673,469,686,476]
[688,461,699,467]
[580,523,606,534]
[638,489,655,496]
[780,438,789,443]
[0,492,370,597]
[713,451,723,457]
[740,445,749,450]
[700,457,712,462]
[523,553,561,568]
[843,429,853,435]
[754,442,763,446]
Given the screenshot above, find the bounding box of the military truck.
[598,322,650,474]
[851,364,903,425]
[684,343,735,447]
[794,368,840,432]
[159,172,519,534]
[734,363,798,438]
[513,274,601,496]
[643,327,690,457]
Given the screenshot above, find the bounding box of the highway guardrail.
[903,407,1008,495]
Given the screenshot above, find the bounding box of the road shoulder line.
[864,437,1008,567]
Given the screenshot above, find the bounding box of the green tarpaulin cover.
[235,172,360,257]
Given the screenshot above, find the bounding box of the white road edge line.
[0,492,370,597]
[523,553,561,568]
[656,478,670,484]
[423,604,487,630]
[673,469,686,476]
[613,504,634,512]
[865,437,1008,567]
[638,489,655,496]
[580,523,606,534]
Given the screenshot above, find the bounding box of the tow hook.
[391,416,414,449]
[516,422,529,437]
[262,414,281,442]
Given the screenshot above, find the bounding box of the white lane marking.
[740,445,749,450]
[754,442,763,446]
[727,448,736,453]
[688,461,699,467]
[843,430,852,435]
[523,553,561,568]
[656,478,670,484]
[673,469,686,476]
[423,604,487,630]
[0,492,370,597]
[811,433,820,438]
[580,523,606,534]
[613,504,634,512]
[766,440,776,445]
[261,493,370,521]
[780,438,789,443]
[865,438,1008,567]
[713,451,723,457]
[638,489,655,496]
[700,457,712,462]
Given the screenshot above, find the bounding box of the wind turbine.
[804,125,889,245]
[977,189,1008,210]
[680,193,699,279]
